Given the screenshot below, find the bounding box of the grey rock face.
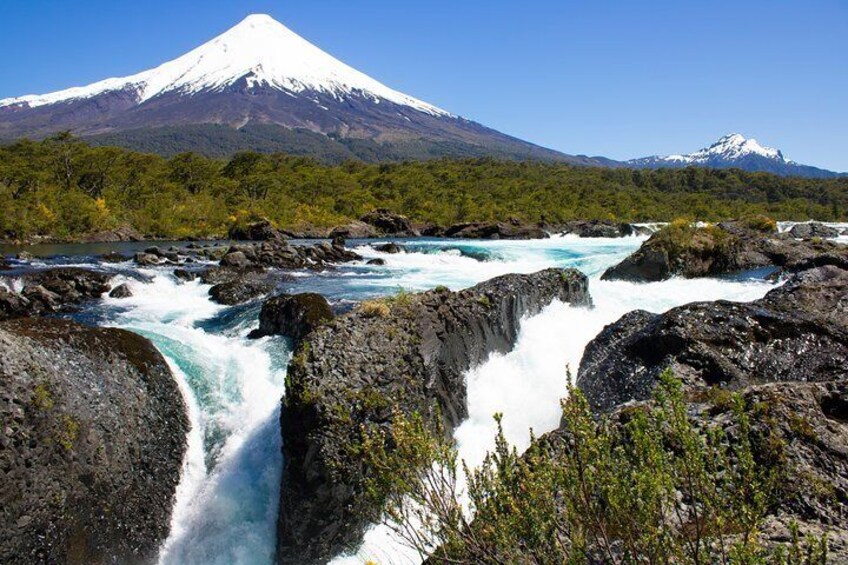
[560,220,636,238]
[789,222,840,239]
[277,268,591,564]
[444,219,549,240]
[359,209,418,237]
[0,268,113,319]
[0,318,188,564]
[228,219,288,241]
[108,283,133,298]
[603,223,848,282]
[578,266,848,414]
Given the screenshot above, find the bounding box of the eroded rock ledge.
[0,318,188,565]
[603,220,847,282]
[277,268,592,564]
[579,265,848,413]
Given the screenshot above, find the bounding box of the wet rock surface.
[578,266,848,414]
[0,268,113,320]
[249,293,334,343]
[559,220,638,238]
[277,268,591,564]
[443,219,549,240]
[108,283,132,299]
[603,222,847,282]
[789,222,840,239]
[0,317,188,565]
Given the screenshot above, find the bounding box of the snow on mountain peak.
[0,14,451,117]
[661,133,787,164]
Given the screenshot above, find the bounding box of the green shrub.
[364,371,827,564]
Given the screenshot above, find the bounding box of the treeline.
[1,134,846,240]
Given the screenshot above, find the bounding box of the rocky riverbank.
[276,268,592,564]
[603,219,847,282]
[0,318,188,564]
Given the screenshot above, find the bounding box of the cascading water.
[100,273,290,565]
[13,234,786,565]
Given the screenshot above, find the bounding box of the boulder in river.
[373,242,405,254]
[0,317,188,564]
[789,222,840,239]
[602,221,847,282]
[248,293,334,343]
[108,283,133,299]
[560,220,636,238]
[277,268,591,563]
[228,219,288,242]
[444,219,549,240]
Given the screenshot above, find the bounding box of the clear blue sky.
[1,0,846,171]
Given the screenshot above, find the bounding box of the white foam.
[105,273,288,565]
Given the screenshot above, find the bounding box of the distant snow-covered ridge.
[628,133,844,179]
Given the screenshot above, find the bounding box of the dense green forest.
[1,134,846,240]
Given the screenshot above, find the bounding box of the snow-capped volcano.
[0,14,448,117]
[0,14,591,163]
[629,133,843,178]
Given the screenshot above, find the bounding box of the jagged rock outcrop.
[0,268,113,320]
[83,225,144,243]
[228,219,288,241]
[535,381,848,561]
[360,209,418,237]
[218,238,361,270]
[559,220,637,238]
[789,222,840,239]
[444,219,549,240]
[248,293,334,342]
[602,221,847,282]
[578,266,848,414]
[277,268,591,563]
[0,318,188,564]
[373,242,406,254]
[108,283,132,299]
[328,221,378,240]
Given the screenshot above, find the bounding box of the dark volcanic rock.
[360,209,418,237]
[2,268,115,316]
[328,221,379,240]
[249,293,334,342]
[219,238,361,270]
[444,219,549,240]
[538,380,848,561]
[134,252,162,266]
[228,219,288,241]
[84,225,144,243]
[208,278,276,305]
[603,222,847,282]
[578,266,848,414]
[789,222,840,239]
[100,251,128,263]
[278,268,591,564]
[366,258,386,266]
[373,242,405,254]
[173,268,198,282]
[560,220,636,238]
[108,283,133,299]
[0,287,31,320]
[0,318,188,564]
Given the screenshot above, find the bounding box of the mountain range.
[628,133,844,179]
[0,14,842,177]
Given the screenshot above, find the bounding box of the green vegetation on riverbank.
[2,135,846,241]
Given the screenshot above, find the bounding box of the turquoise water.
[4,235,778,565]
